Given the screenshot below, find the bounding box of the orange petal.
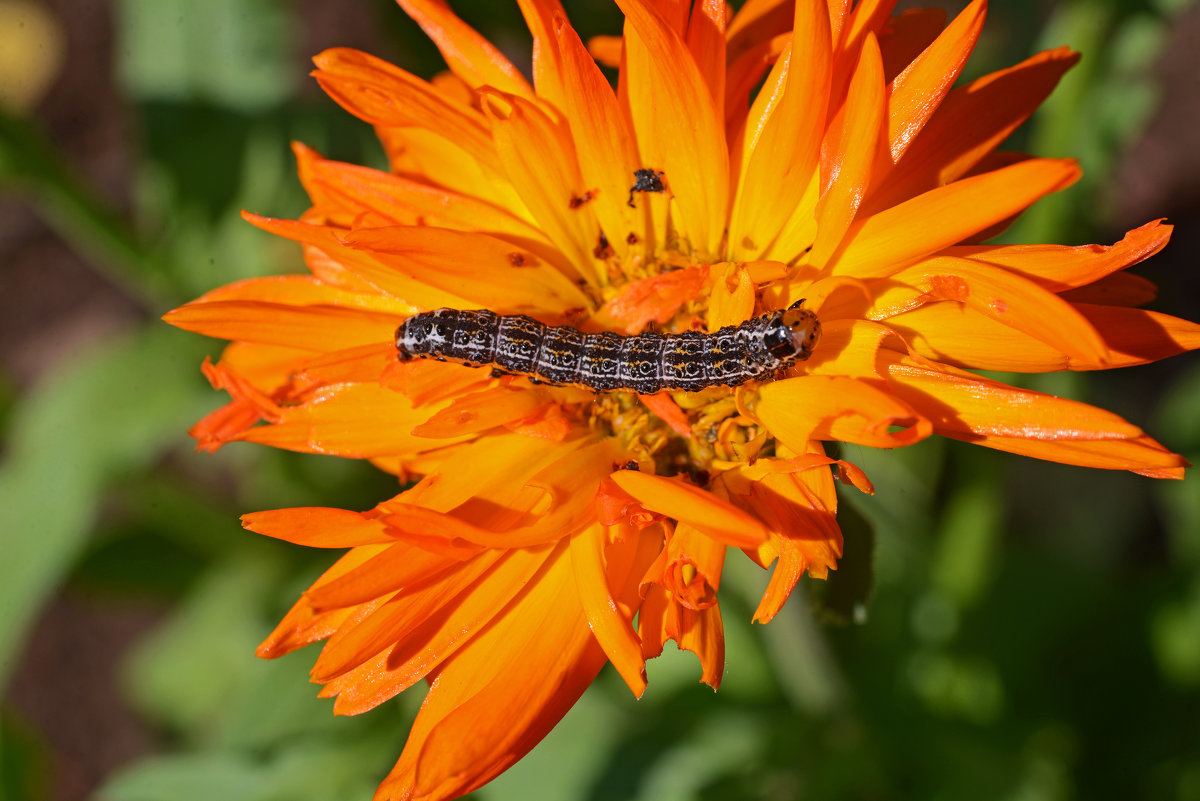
[191,273,410,315]
[757,374,933,449]
[802,318,897,380]
[481,91,607,286]
[638,392,692,438]
[569,524,647,696]
[882,0,985,163]
[372,124,526,213]
[706,262,756,331]
[322,542,564,714]
[870,46,1079,210]
[241,507,394,548]
[311,549,507,681]
[810,31,885,266]
[411,386,557,438]
[1058,272,1158,307]
[386,438,621,548]
[637,584,726,689]
[1076,305,1200,370]
[883,358,1189,475]
[884,302,1073,372]
[394,0,533,97]
[394,432,578,515]
[877,8,945,81]
[303,542,463,613]
[728,0,831,259]
[617,0,729,255]
[163,300,402,352]
[743,470,843,621]
[312,48,499,174]
[304,155,555,251]
[255,545,390,659]
[887,256,1110,364]
[340,225,590,315]
[828,157,1081,277]
[942,429,1188,477]
[609,470,769,547]
[504,402,574,441]
[236,383,468,458]
[287,346,395,398]
[514,0,568,107]
[685,0,727,119]
[380,358,493,407]
[244,214,473,310]
[550,8,642,260]
[953,219,1172,291]
[375,545,607,801]
[593,264,709,334]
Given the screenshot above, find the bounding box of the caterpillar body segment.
[395,304,821,394]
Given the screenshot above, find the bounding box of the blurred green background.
[2,1,1199,799]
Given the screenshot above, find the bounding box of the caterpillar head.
[765,300,822,363]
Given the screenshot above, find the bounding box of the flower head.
[165,1,1200,799]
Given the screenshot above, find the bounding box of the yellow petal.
[550,8,642,260]
[481,90,605,285]
[728,0,831,259]
[617,0,729,255]
[810,31,885,266]
[341,225,591,315]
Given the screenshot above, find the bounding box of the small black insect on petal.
[627,168,666,207]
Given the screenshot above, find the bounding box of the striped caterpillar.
[395,301,821,395]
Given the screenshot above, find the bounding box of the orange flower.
[164,1,1200,799]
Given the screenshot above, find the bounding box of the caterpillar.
[395,301,820,395]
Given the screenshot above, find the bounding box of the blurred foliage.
[1,1,1199,801]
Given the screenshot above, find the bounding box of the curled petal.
[885,356,1188,475]
[757,375,933,450]
[953,219,1172,291]
[637,584,725,689]
[610,470,769,547]
[648,521,727,611]
[568,524,651,697]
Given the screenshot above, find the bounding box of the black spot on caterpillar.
[394,301,821,395]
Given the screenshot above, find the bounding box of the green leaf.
[0,325,212,688]
[115,0,297,110]
[98,752,270,801]
[122,556,282,737]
